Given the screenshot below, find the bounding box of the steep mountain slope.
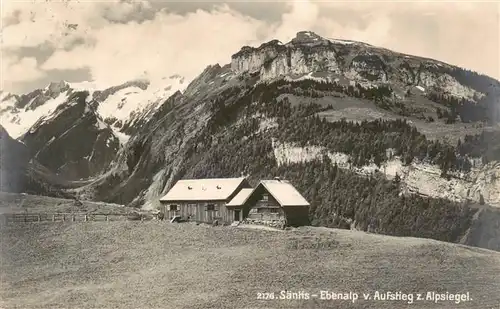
[0,75,186,140]
[0,75,186,180]
[72,75,186,137]
[0,125,71,196]
[75,64,237,204]
[0,81,72,139]
[0,125,29,193]
[19,91,120,180]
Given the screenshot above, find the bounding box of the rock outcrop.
[231,31,497,109]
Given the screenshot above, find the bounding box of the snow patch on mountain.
[99,76,187,132]
[113,131,130,144]
[0,91,17,103]
[95,117,108,131]
[328,38,356,45]
[142,168,168,210]
[69,81,101,102]
[0,76,187,140]
[272,141,500,207]
[69,80,104,91]
[1,92,70,139]
[283,72,327,83]
[99,77,185,128]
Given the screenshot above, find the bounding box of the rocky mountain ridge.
[0,74,186,140]
[20,91,120,180]
[0,74,186,180]
[232,31,499,122]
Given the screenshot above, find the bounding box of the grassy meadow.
[1,221,499,309]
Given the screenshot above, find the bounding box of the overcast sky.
[2,0,499,94]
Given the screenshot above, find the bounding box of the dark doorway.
[234,210,241,221]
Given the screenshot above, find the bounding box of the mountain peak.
[46,80,70,93]
[292,31,324,43]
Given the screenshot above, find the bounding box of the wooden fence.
[0,212,160,226]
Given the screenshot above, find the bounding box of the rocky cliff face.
[271,141,500,207]
[231,31,497,109]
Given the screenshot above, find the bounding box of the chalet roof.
[226,188,254,207]
[259,180,310,207]
[159,177,247,202]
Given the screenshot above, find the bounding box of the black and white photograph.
[1,0,499,308]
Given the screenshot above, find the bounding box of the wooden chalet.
[226,178,310,227]
[159,177,251,224]
[160,177,310,227]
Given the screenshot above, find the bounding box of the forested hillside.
[150,79,486,245]
[195,79,497,174]
[185,130,476,244]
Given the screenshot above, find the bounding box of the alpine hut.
[159,177,251,224]
[226,178,310,227]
